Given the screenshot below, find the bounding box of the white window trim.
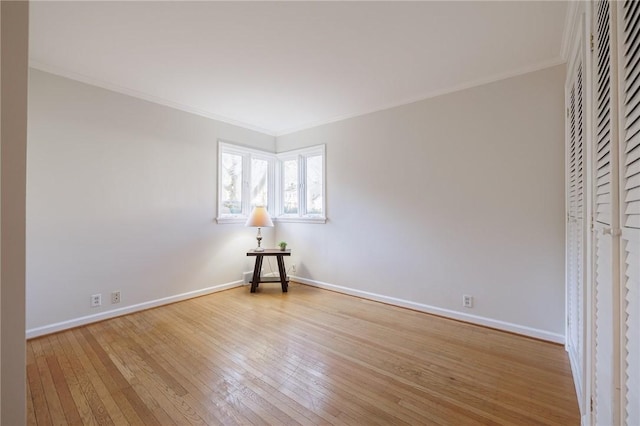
[216,141,276,223]
[275,216,327,224]
[276,144,326,223]
[216,141,326,224]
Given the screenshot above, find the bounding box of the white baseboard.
[243,270,279,284]
[27,275,566,344]
[293,276,565,344]
[26,280,244,339]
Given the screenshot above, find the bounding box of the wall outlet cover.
[463,294,473,308]
[91,294,102,307]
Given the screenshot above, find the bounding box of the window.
[217,142,275,223]
[277,145,326,222]
[305,154,323,215]
[217,141,325,223]
[251,158,268,207]
[220,152,243,215]
[282,159,298,214]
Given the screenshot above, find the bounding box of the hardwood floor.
[27,283,580,425]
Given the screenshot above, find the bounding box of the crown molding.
[29,60,277,137]
[275,58,565,136]
[32,57,566,139]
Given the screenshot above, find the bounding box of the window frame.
[217,141,326,224]
[216,141,276,224]
[276,144,326,223]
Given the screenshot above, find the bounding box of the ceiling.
[29,1,568,136]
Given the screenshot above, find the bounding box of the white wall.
[26,70,275,334]
[1,1,28,423]
[27,65,566,342]
[276,65,566,340]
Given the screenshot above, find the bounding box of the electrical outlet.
[91,294,102,307]
[463,294,473,308]
[111,291,121,304]
[291,264,296,274]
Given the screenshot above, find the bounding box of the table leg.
[250,255,263,293]
[277,255,288,292]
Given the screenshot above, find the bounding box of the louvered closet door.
[593,2,621,424]
[619,2,640,424]
[566,33,586,412]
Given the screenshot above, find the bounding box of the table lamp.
[245,206,273,252]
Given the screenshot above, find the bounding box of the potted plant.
[278,241,288,251]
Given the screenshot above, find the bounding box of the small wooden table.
[247,249,291,293]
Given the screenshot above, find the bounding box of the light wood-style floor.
[27,282,580,425]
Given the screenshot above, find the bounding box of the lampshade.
[245,206,273,228]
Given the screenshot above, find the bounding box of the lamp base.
[253,247,265,252]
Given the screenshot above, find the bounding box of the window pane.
[283,159,298,214]
[306,155,323,215]
[221,152,242,214]
[251,158,268,207]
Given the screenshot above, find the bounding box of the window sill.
[274,216,327,224]
[216,216,246,224]
[216,216,327,224]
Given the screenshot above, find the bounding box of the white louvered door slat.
[566,22,586,415]
[595,231,615,425]
[576,62,585,384]
[622,234,640,425]
[593,239,617,426]
[596,0,614,227]
[625,138,640,228]
[622,2,640,231]
[619,1,640,424]
[571,87,576,272]
[594,1,621,424]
